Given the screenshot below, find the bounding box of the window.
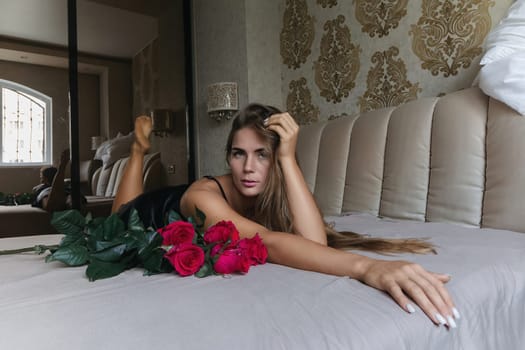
[0,80,52,165]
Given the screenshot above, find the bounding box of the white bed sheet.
[1,214,524,350]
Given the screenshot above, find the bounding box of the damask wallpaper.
[191,0,514,177]
[280,0,513,124]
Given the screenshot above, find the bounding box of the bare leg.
[111,116,152,213]
[44,149,70,212]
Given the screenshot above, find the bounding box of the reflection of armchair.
[79,159,102,195]
[0,153,165,238]
[84,152,166,216]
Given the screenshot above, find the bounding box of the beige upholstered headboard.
[296,87,525,233]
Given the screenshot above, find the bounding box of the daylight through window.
[0,80,52,165]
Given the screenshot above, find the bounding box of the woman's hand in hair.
[265,113,327,245]
[264,112,299,162]
[359,258,458,327]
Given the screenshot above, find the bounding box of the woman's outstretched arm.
[180,186,457,328]
[111,116,152,213]
[265,113,327,245]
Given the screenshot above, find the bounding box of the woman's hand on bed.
[359,259,459,328]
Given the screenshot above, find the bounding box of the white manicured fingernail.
[452,307,461,319]
[263,118,269,125]
[435,313,447,326]
[447,316,457,328]
[406,303,416,313]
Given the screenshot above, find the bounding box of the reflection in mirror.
[77,0,190,210]
[0,0,190,219]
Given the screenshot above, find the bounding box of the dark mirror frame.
[67,0,80,209]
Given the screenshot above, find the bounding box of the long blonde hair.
[226,103,435,255]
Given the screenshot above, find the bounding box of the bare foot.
[133,116,152,154]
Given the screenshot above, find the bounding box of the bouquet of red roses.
[158,215,267,277]
[1,208,267,281]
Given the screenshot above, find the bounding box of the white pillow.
[479,50,525,115]
[480,0,525,65]
[94,132,135,168]
[94,140,110,160]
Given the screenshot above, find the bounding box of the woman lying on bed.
[112,103,460,329]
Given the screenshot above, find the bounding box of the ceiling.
[0,0,158,59]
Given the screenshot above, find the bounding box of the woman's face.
[229,127,272,197]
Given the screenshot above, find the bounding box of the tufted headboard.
[296,87,525,233]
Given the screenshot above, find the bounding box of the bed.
[1,214,524,349]
[1,87,524,349]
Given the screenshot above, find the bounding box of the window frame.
[0,79,53,167]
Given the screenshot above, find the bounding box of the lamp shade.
[207,82,238,113]
[207,82,238,122]
[150,109,174,136]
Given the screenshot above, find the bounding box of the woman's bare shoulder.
[180,175,231,217]
[185,174,231,192]
[180,174,268,238]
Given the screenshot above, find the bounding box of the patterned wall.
[280,0,513,124]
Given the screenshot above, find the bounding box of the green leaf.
[59,231,86,248]
[93,239,124,252]
[128,209,144,233]
[86,225,105,251]
[167,210,182,224]
[45,246,89,266]
[195,262,213,278]
[138,230,163,260]
[90,243,127,262]
[86,258,129,281]
[88,216,106,228]
[142,248,173,274]
[84,212,93,224]
[86,217,105,240]
[51,210,86,235]
[123,230,145,251]
[103,214,125,241]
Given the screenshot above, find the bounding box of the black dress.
[117,176,227,230]
[117,184,189,230]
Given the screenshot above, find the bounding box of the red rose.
[213,248,251,274]
[203,220,240,245]
[164,243,205,276]
[157,221,195,246]
[238,233,268,265]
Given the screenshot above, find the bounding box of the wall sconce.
[91,136,106,151]
[150,109,174,137]
[207,82,238,122]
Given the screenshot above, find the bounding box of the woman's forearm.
[262,230,371,279]
[279,157,327,244]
